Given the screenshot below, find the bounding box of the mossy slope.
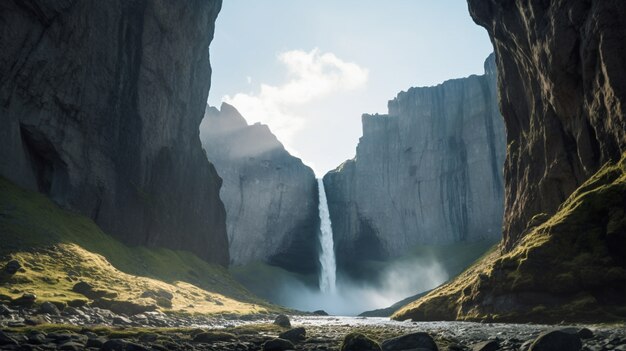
[0,177,275,314]
[393,154,626,323]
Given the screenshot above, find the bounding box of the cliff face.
[201,103,319,274]
[0,0,229,265]
[393,0,626,322]
[324,54,505,273]
[468,0,626,248]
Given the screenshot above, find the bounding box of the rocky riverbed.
[1,304,625,350]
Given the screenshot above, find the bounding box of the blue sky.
[207,1,493,175]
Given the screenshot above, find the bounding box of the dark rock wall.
[201,103,319,274]
[324,55,505,273]
[467,0,626,249]
[0,0,229,265]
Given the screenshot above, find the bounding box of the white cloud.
[223,48,368,151]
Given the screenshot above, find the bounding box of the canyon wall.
[201,103,319,274]
[393,0,626,322]
[0,0,229,265]
[468,0,626,248]
[324,54,505,273]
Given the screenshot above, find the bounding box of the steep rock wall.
[201,103,319,274]
[324,55,505,273]
[393,0,626,322]
[468,0,626,248]
[0,0,229,265]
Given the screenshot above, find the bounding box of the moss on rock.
[0,177,277,315]
[393,153,626,323]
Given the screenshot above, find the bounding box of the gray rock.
[577,328,594,340]
[0,304,15,316]
[3,260,21,275]
[0,330,18,346]
[341,333,382,351]
[472,340,499,351]
[27,332,46,345]
[201,103,319,272]
[192,331,237,343]
[112,316,133,326]
[0,0,228,266]
[273,314,291,328]
[263,338,295,351]
[13,293,36,306]
[39,301,60,316]
[324,54,505,270]
[72,282,105,300]
[101,339,149,351]
[58,341,84,351]
[86,337,106,348]
[279,327,306,343]
[381,332,438,351]
[529,330,582,351]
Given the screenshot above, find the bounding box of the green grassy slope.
[0,177,277,314]
[393,153,626,323]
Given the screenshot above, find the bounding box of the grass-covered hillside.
[393,153,626,323]
[0,177,277,315]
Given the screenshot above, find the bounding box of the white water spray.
[317,178,337,293]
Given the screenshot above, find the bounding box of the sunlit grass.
[393,153,626,323]
[0,177,281,315]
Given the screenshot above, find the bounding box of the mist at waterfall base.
[230,180,493,316]
[275,254,449,316]
[270,178,450,316]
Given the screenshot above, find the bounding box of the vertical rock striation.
[468,0,626,249]
[201,103,319,274]
[0,0,229,265]
[392,1,626,322]
[324,54,505,274]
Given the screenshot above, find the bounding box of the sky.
[207,0,494,176]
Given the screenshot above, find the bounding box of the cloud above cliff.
[223,48,368,151]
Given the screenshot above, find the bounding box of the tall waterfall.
[317,178,337,293]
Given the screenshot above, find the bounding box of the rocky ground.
[0,305,625,350]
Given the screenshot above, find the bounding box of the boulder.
[382,332,438,351]
[529,330,582,351]
[577,328,594,340]
[472,340,499,351]
[273,314,291,328]
[0,331,18,346]
[263,338,295,351]
[192,331,237,343]
[3,260,21,275]
[12,292,36,306]
[341,333,382,351]
[39,301,60,315]
[279,327,306,343]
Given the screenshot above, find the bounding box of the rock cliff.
[201,103,319,274]
[0,0,228,265]
[393,0,626,322]
[324,54,505,274]
[469,0,626,249]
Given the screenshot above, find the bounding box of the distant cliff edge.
[324,54,505,276]
[201,103,319,274]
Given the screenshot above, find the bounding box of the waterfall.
[317,178,337,293]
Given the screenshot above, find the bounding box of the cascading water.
[317,178,337,293]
